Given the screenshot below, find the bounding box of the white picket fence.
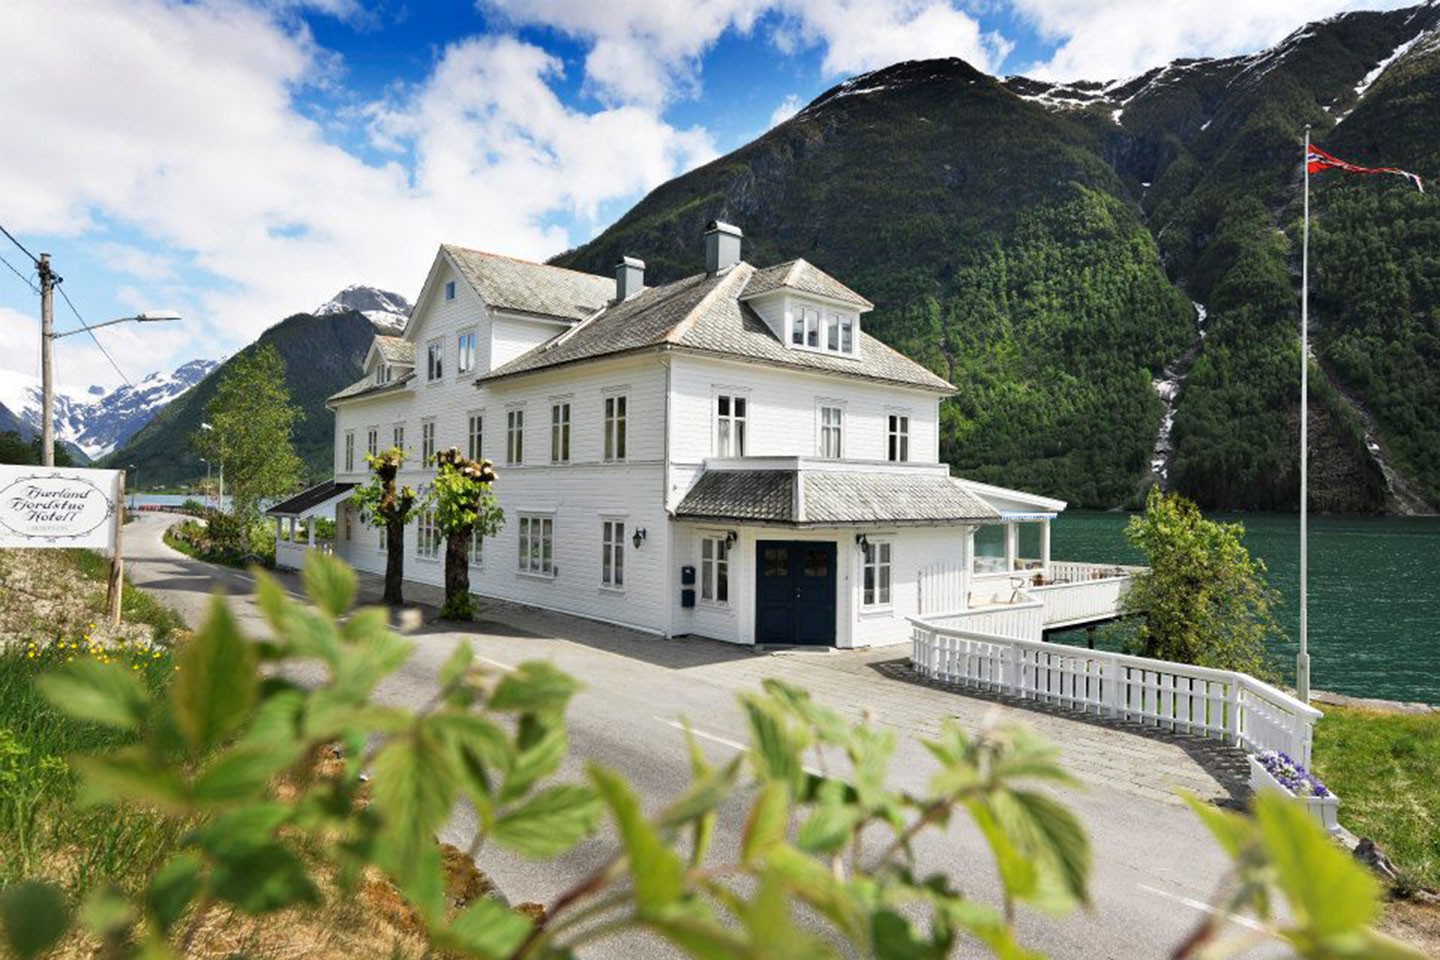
[910,617,1322,765]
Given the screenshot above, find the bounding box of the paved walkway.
[122,513,1268,959]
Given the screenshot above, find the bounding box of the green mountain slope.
[553,4,1440,513]
[105,311,379,490]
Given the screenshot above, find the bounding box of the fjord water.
[1050,511,1440,704]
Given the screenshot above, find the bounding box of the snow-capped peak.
[0,357,218,458]
[314,284,412,332]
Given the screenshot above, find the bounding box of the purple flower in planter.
[1255,749,1331,798]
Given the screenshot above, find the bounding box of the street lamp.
[200,423,224,511]
[198,456,212,506]
[38,302,184,467]
[127,463,138,511]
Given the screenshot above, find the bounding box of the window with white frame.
[416,509,440,559]
[551,402,571,463]
[973,524,1007,575]
[840,314,854,353]
[343,431,354,472]
[468,528,484,566]
[343,506,352,541]
[714,394,746,457]
[517,514,553,575]
[887,414,909,462]
[701,536,729,604]
[467,412,483,461]
[604,394,627,461]
[457,329,477,375]
[862,540,892,607]
[791,310,804,345]
[393,422,405,453]
[818,405,843,459]
[506,409,524,464]
[366,426,378,457]
[427,340,443,381]
[421,419,436,464]
[601,520,625,588]
[444,280,456,301]
[803,306,820,348]
[826,312,841,351]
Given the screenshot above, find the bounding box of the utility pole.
[38,253,56,467]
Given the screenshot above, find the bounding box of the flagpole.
[1298,126,1311,703]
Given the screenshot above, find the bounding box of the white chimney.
[615,256,645,300]
[704,221,742,274]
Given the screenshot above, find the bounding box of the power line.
[0,219,40,267]
[0,250,38,294]
[55,281,133,387]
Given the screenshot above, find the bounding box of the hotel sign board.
[0,466,122,551]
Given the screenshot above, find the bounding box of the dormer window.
[374,363,392,385]
[789,300,857,357]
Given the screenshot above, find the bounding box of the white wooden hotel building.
[270,223,1134,648]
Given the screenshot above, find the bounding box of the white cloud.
[0,1,716,392]
[770,93,803,126]
[481,0,1009,104]
[772,0,1013,77]
[1010,0,1416,81]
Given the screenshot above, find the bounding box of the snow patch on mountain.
[0,358,219,458]
[315,285,412,333]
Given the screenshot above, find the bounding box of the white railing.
[275,538,333,570]
[1049,560,1145,583]
[910,618,1322,765]
[1031,576,1132,628]
[926,597,1044,642]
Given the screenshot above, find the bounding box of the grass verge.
[1,549,187,895]
[1311,705,1440,893]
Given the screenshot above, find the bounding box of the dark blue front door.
[755,540,837,646]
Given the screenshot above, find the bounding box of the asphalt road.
[122,513,1283,959]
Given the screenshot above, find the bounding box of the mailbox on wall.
[681,588,696,608]
[681,565,696,585]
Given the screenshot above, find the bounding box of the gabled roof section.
[742,259,873,309]
[369,336,414,367]
[481,262,953,392]
[443,244,615,321]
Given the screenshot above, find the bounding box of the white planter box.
[1248,755,1340,835]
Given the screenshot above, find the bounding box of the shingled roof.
[328,370,415,404]
[481,263,953,392]
[743,259,873,308]
[443,245,615,321]
[674,468,999,526]
[372,336,414,366]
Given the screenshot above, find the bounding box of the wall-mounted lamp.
[855,533,869,550]
[724,530,739,549]
[632,527,648,549]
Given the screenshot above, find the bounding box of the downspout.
[662,353,675,639]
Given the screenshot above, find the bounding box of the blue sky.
[0,0,1413,394]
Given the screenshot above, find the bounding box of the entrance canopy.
[265,480,357,520]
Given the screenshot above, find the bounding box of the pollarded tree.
[431,448,504,621]
[352,447,424,606]
[1121,486,1280,679]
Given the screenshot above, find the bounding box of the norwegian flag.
[1307,145,1424,193]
